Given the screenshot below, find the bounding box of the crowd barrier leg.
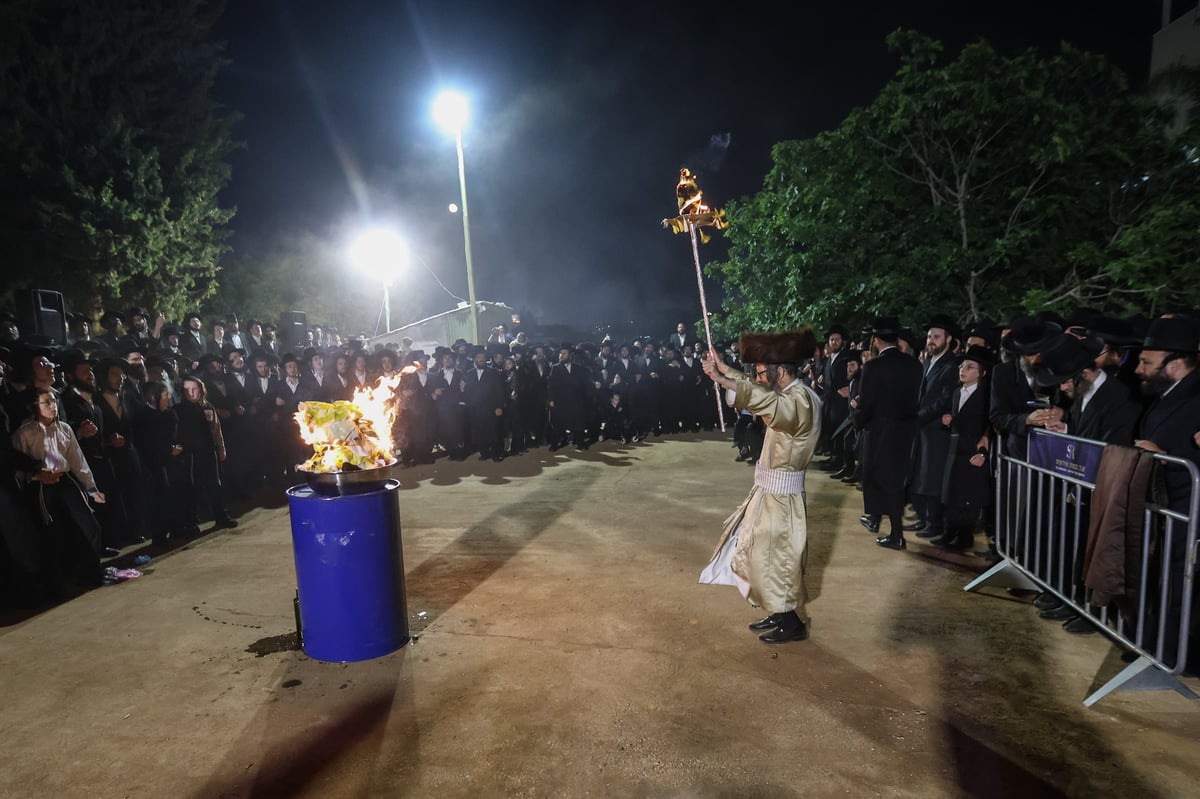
[1083,656,1199,708]
[963,559,1040,593]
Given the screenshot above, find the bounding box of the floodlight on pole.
[349,228,407,333]
[433,90,479,345]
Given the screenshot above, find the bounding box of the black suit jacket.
[911,352,959,495]
[989,360,1037,459]
[547,362,588,426]
[666,333,688,352]
[855,347,923,514]
[1138,368,1200,512]
[822,351,851,424]
[179,330,208,361]
[462,366,504,415]
[1069,374,1140,446]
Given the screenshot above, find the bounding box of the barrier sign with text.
[1027,430,1105,484]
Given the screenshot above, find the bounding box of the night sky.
[213,1,1161,335]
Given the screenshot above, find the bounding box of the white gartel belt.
[754,463,806,494]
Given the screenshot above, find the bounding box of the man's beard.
[1019,357,1038,380]
[927,342,947,358]
[1140,368,1174,398]
[126,365,147,383]
[70,376,96,394]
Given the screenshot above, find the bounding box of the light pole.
[349,228,407,334]
[433,90,479,345]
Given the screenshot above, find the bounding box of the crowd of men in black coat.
[3,301,1197,625]
[800,308,1200,645]
[0,309,739,607]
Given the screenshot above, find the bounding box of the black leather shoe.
[1039,605,1077,621]
[1062,617,1096,635]
[759,620,809,644]
[749,614,785,632]
[876,535,907,550]
[902,520,928,532]
[939,534,974,551]
[102,546,121,558]
[829,467,853,479]
[859,517,880,533]
[1033,593,1061,611]
[915,527,940,539]
[842,475,860,485]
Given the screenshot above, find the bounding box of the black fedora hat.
[924,313,961,342]
[959,344,994,371]
[898,327,920,353]
[868,315,901,334]
[96,356,129,376]
[114,340,147,356]
[1033,334,1102,388]
[74,339,109,356]
[99,310,125,328]
[197,352,224,367]
[60,348,98,370]
[964,319,1000,351]
[1141,316,1200,353]
[127,306,149,320]
[1087,314,1141,348]
[1001,315,1062,355]
[824,323,850,339]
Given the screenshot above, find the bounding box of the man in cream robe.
[701,329,821,644]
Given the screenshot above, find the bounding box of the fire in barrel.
[292,370,415,493]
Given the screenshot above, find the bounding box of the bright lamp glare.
[433,91,469,133]
[349,228,407,286]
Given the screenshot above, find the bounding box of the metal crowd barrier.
[964,428,1200,706]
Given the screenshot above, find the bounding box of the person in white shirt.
[12,387,106,593]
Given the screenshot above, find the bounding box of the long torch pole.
[687,220,726,433]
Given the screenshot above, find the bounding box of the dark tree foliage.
[0,0,238,320]
[708,31,1200,338]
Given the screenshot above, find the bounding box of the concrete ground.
[1,432,1198,798]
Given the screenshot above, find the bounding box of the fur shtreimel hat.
[738,329,817,364]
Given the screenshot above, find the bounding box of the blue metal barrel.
[286,479,409,661]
